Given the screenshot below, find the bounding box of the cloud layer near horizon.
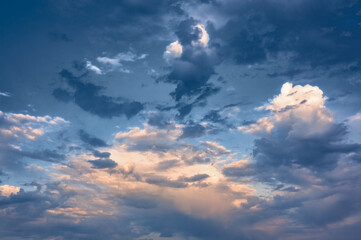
[1,82,361,239]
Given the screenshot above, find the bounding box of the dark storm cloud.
[15,149,66,163]
[180,122,206,138]
[222,164,254,178]
[185,155,211,165]
[88,158,118,169]
[224,122,361,184]
[121,138,176,153]
[53,69,144,118]
[121,194,158,209]
[92,150,111,159]
[52,88,73,102]
[147,112,172,129]
[0,183,250,240]
[136,211,244,239]
[0,186,250,240]
[155,159,181,171]
[254,170,361,229]
[157,85,221,120]
[167,51,218,101]
[211,0,361,67]
[292,183,361,227]
[145,175,187,188]
[178,84,221,119]
[221,111,361,233]
[48,0,184,45]
[179,173,209,182]
[202,109,227,125]
[78,130,109,147]
[252,123,361,170]
[0,147,66,171]
[176,18,203,45]
[0,183,103,240]
[201,102,248,128]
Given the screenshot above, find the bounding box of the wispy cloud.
[86,51,148,74]
[0,91,11,97]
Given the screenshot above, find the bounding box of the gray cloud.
[53,69,144,119]
[88,159,118,169]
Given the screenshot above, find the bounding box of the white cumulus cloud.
[163,40,183,61]
[239,82,334,138]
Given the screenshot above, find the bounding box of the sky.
[1,0,361,239]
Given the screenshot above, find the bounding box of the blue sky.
[1,0,361,239]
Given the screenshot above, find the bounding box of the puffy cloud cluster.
[0,185,21,197]
[222,82,361,239]
[0,111,68,169]
[239,82,334,138]
[38,124,261,238]
[0,111,67,141]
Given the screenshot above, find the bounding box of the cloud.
[53,69,144,118]
[95,51,148,74]
[179,173,209,182]
[0,123,249,237]
[0,110,67,141]
[155,159,181,171]
[160,18,221,117]
[0,91,11,97]
[218,81,361,238]
[14,149,66,163]
[163,40,183,61]
[0,185,21,197]
[85,60,103,75]
[48,124,251,228]
[2,1,361,239]
[0,111,68,170]
[348,113,361,143]
[239,82,334,138]
[238,117,274,135]
[191,0,361,68]
[78,130,109,147]
[115,124,183,152]
[92,150,111,159]
[85,51,148,74]
[1,112,361,239]
[192,24,209,47]
[145,175,187,188]
[146,112,172,129]
[203,141,231,155]
[88,159,118,169]
[237,82,361,170]
[180,122,206,138]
